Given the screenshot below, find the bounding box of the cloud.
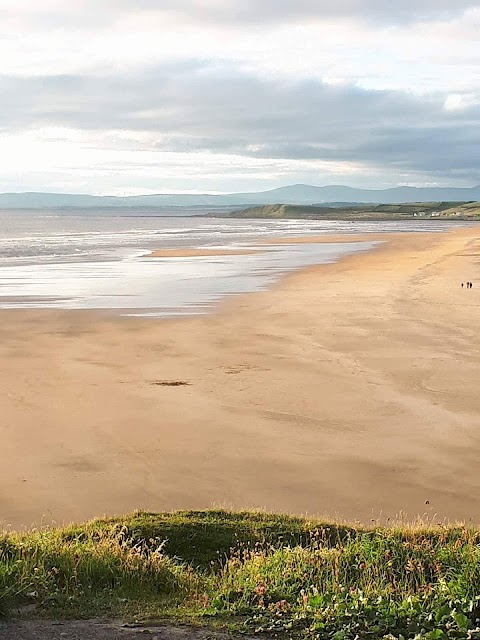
[0,1,479,191]
[1,0,477,29]
[159,0,479,25]
[1,63,478,184]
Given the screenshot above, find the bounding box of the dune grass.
[1,510,480,639]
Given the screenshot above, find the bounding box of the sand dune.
[1,226,480,529]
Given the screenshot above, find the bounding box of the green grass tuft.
[2,510,480,638]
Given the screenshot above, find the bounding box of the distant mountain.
[1,184,480,209]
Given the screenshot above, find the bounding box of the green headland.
[223,201,480,220]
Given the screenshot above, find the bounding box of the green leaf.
[425,629,447,640]
[453,612,470,631]
[436,605,452,622]
[308,595,323,608]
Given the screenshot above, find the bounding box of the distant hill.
[1,184,480,209]
[227,201,480,220]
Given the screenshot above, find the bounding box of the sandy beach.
[2,226,480,529]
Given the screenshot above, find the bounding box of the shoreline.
[0,232,382,317]
[2,226,480,530]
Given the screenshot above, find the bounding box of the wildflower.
[278,600,291,612]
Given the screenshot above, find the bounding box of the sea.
[0,210,462,317]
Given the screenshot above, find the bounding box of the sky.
[0,1,479,195]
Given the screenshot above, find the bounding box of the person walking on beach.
[462,283,464,288]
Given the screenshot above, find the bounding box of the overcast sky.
[0,1,479,194]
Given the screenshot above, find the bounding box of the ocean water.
[0,211,461,316]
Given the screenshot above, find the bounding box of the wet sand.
[1,226,480,529]
[262,233,391,244]
[149,248,261,257]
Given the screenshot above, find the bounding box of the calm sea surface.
[0,211,462,316]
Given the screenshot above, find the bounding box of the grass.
[1,510,480,639]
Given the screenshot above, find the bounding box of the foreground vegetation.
[1,510,480,639]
